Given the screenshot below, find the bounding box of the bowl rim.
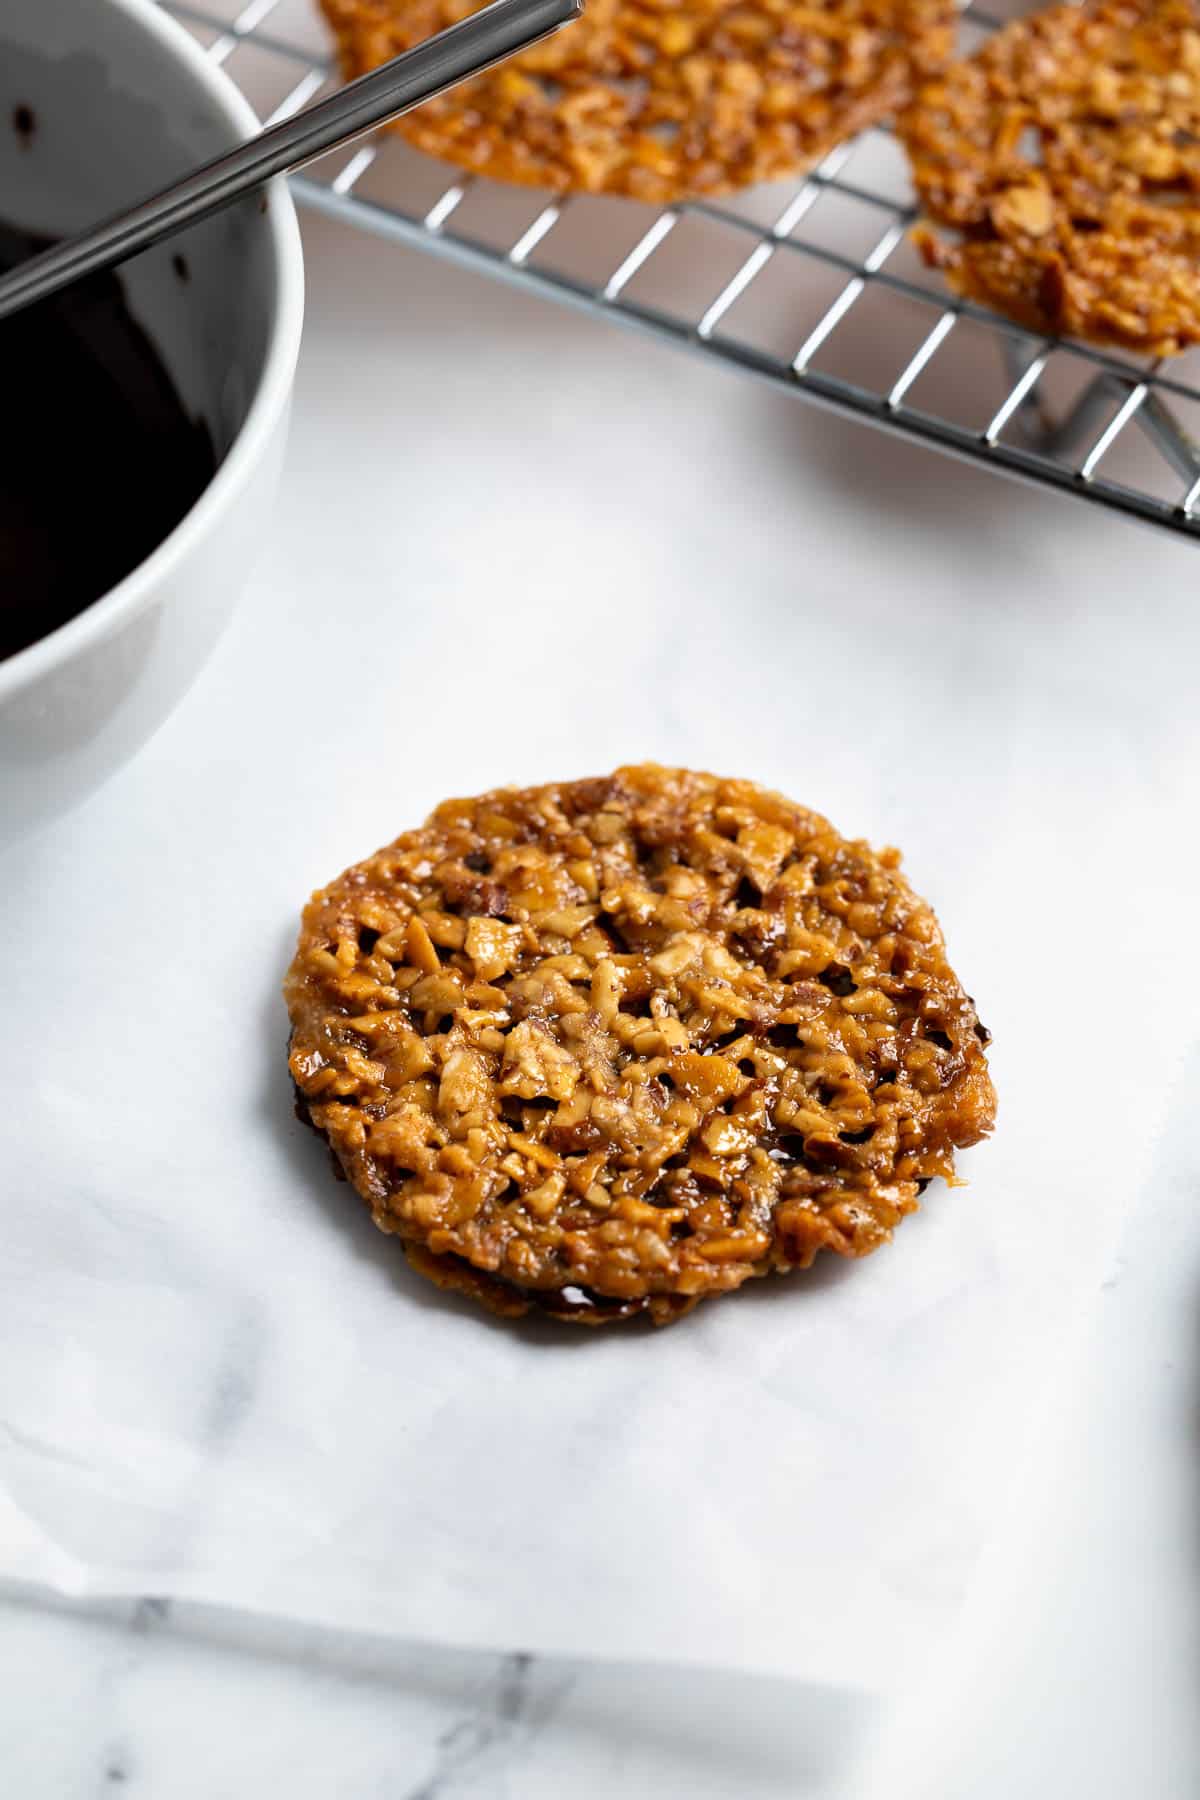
[0,0,306,703]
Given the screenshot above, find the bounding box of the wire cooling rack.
[165,0,1200,541]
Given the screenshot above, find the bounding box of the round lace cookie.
[285,766,995,1326]
[321,0,956,202]
[899,0,1200,354]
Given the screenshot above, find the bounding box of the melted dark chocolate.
[0,220,215,662]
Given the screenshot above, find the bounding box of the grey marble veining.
[0,1587,871,1799]
[402,1654,564,1799]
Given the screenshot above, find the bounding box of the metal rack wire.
[165,0,1200,540]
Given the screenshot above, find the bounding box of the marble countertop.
[3,209,1198,1797]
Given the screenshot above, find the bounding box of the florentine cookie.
[899,0,1200,354]
[321,0,955,202]
[285,766,995,1326]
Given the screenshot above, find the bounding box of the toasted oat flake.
[285,766,995,1326]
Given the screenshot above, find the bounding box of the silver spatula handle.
[0,0,582,323]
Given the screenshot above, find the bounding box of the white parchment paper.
[2,221,1198,1691]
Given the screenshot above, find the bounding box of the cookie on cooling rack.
[320,0,955,203]
[285,765,995,1327]
[899,0,1200,355]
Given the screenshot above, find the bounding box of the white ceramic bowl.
[0,0,304,845]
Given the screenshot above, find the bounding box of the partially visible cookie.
[285,766,995,1327]
[321,0,955,202]
[899,0,1200,354]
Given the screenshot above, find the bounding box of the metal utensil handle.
[0,0,581,323]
